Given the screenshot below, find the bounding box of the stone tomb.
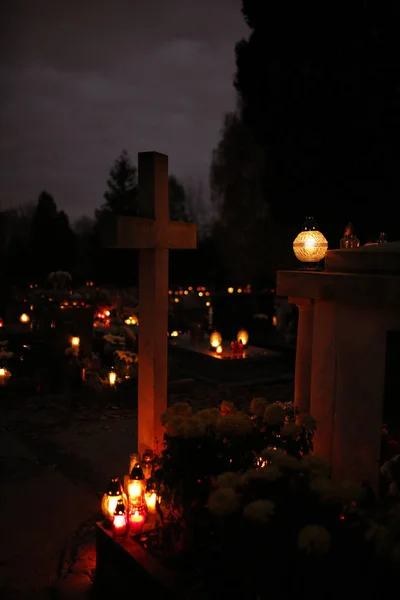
[169,334,293,385]
[277,242,400,490]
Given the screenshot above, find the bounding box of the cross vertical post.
[108,151,196,457]
[137,152,169,456]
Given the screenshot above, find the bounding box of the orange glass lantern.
[293,217,328,266]
[101,477,127,521]
[216,345,223,355]
[128,463,145,506]
[19,313,30,324]
[145,479,157,514]
[112,498,128,536]
[236,329,249,346]
[129,507,146,536]
[209,330,222,349]
[142,451,153,480]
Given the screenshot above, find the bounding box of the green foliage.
[168,175,190,222]
[151,398,399,597]
[99,149,138,217]
[235,1,400,242]
[30,191,77,281]
[210,112,295,282]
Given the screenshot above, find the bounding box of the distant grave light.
[237,329,249,346]
[227,287,234,294]
[210,330,222,349]
[71,336,80,348]
[19,313,30,324]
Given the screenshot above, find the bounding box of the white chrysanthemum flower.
[244,500,275,524]
[281,422,301,437]
[298,525,331,555]
[272,453,302,470]
[301,454,330,477]
[309,476,336,501]
[215,472,244,489]
[264,404,285,426]
[208,488,240,517]
[246,465,281,482]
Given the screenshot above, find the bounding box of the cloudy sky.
[0,0,247,220]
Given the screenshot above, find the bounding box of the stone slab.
[326,241,400,274]
[277,269,400,309]
[169,338,293,385]
[95,522,182,598]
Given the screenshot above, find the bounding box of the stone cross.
[112,152,196,455]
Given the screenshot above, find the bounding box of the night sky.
[0,0,247,219]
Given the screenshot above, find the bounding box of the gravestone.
[277,242,400,490]
[108,152,196,455]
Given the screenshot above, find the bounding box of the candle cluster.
[101,451,158,537]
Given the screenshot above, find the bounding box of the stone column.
[289,298,314,415]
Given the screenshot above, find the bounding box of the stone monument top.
[326,241,400,274]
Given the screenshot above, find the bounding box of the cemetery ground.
[0,362,293,600]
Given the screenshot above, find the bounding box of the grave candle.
[128,463,145,506]
[129,453,141,473]
[142,451,153,480]
[145,479,158,513]
[108,368,116,386]
[101,477,127,521]
[0,367,6,385]
[112,499,128,536]
[129,508,146,535]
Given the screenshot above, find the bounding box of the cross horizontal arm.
[110,216,196,250]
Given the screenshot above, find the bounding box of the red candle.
[112,499,128,536]
[129,508,146,536]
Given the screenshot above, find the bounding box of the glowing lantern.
[101,477,127,521]
[0,367,10,385]
[129,507,146,535]
[216,345,223,355]
[236,329,249,346]
[293,217,328,265]
[209,330,222,349]
[206,301,211,307]
[174,298,179,303]
[142,451,153,480]
[129,453,141,473]
[237,288,242,293]
[170,330,179,338]
[145,479,157,514]
[272,315,278,327]
[227,287,234,294]
[19,313,30,324]
[71,336,80,348]
[109,368,117,386]
[128,463,145,506]
[112,498,128,536]
[198,291,204,297]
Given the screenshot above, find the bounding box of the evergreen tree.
[100,149,138,216]
[210,112,292,284]
[168,175,190,222]
[30,191,76,281]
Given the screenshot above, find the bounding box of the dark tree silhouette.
[100,149,138,217]
[168,175,190,222]
[235,0,400,245]
[30,191,76,281]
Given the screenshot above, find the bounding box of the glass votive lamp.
[112,498,128,536]
[101,476,127,521]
